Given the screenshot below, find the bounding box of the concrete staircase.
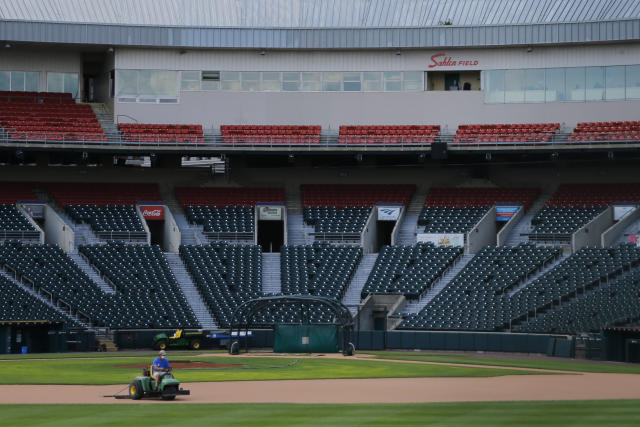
[287,214,311,246]
[508,253,570,297]
[68,252,115,294]
[402,253,474,313]
[261,253,282,295]
[395,214,419,246]
[0,269,89,328]
[89,103,118,138]
[74,223,101,247]
[164,253,217,329]
[342,253,378,314]
[285,187,302,215]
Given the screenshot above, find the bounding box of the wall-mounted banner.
[614,205,636,221]
[140,205,164,220]
[417,233,464,247]
[496,206,520,222]
[378,206,401,221]
[258,205,282,221]
[428,53,480,69]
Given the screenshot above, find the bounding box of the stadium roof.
[2,0,640,28]
[1,0,639,49]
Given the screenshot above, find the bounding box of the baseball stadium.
[2,0,640,424]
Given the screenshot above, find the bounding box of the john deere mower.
[153,329,206,350]
[125,367,190,400]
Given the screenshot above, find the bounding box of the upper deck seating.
[221,125,321,144]
[338,125,440,144]
[453,123,559,143]
[568,121,640,142]
[118,123,204,143]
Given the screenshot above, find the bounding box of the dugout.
[602,327,640,362]
[0,321,68,354]
[228,295,356,355]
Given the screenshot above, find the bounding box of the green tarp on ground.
[273,324,338,353]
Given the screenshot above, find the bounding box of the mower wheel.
[129,380,143,400]
[154,339,168,351]
[162,385,177,401]
[190,339,201,350]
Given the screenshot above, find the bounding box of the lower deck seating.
[399,245,561,331]
[362,243,463,298]
[221,125,321,144]
[0,204,37,232]
[510,245,640,325]
[80,242,199,328]
[0,273,76,325]
[180,242,262,328]
[66,205,145,233]
[185,206,254,233]
[303,206,371,233]
[418,206,488,233]
[338,125,440,144]
[531,206,606,236]
[118,123,204,143]
[568,121,640,142]
[513,271,640,334]
[453,123,559,143]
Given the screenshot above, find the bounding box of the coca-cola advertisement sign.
[140,205,164,220]
[428,53,479,69]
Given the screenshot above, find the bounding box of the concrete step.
[287,214,310,246]
[261,253,282,295]
[342,253,378,314]
[165,253,217,329]
[402,253,474,314]
[395,214,418,246]
[68,252,115,294]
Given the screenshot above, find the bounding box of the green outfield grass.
[0,354,543,385]
[2,401,639,426]
[365,351,640,374]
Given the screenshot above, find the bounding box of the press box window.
[202,71,220,91]
[181,71,201,91]
[343,73,361,91]
[262,72,281,91]
[221,72,240,91]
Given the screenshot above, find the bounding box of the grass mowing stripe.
[2,401,639,426]
[363,351,640,374]
[0,356,544,385]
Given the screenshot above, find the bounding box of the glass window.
[262,72,281,91]
[221,71,241,91]
[181,71,200,91]
[47,73,64,93]
[323,72,341,91]
[10,71,25,91]
[343,72,361,91]
[383,72,402,91]
[201,80,219,91]
[301,72,321,91]
[0,71,9,91]
[565,67,585,101]
[504,69,525,103]
[363,72,382,91]
[241,72,260,91]
[116,70,138,96]
[282,72,300,91]
[138,70,176,97]
[605,66,625,100]
[484,70,505,103]
[626,65,640,100]
[63,73,79,98]
[25,72,38,91]
[544,68,563,102]
[586,67,604,101]
[523,68,545,102]
[403,71,423,91]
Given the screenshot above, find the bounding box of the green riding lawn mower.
[152,329,206,350]
[126,367,190,400]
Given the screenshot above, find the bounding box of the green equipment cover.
[273,324,339,353]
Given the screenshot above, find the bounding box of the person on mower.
[152,350,171,390]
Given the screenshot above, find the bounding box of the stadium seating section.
[303,206,370,233]
[0,182,38,204]
[118,123,204,143]
[425,187,540,209]
[568,121,640,142]
[221,125,321,144]
[0,204,37,233]
[400,244,562,330]
[546,184,640,207]
[510,245,640,327]
[513,271,640,334]
[301,184,415,207]
[180,242,262,328]
[66,205,145,233]
[185,206,254,233]
[362,243,463,298]
[80,242,199,328]
[418,206,488,233]
[531,206,606,236]
[0,91,106,141]
[338,125,440,144]
[0,273,76,326]
[176,187,285,207]
[452,123,559,143]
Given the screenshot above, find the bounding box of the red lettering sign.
[140,206,164,220]
[429,53,479,69]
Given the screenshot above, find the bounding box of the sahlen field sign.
[417,233,464,247]
[259,205,282,221]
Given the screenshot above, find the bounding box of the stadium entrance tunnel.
[374,205,402,252]
[256,204,285,253]
[228,295,356,356]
